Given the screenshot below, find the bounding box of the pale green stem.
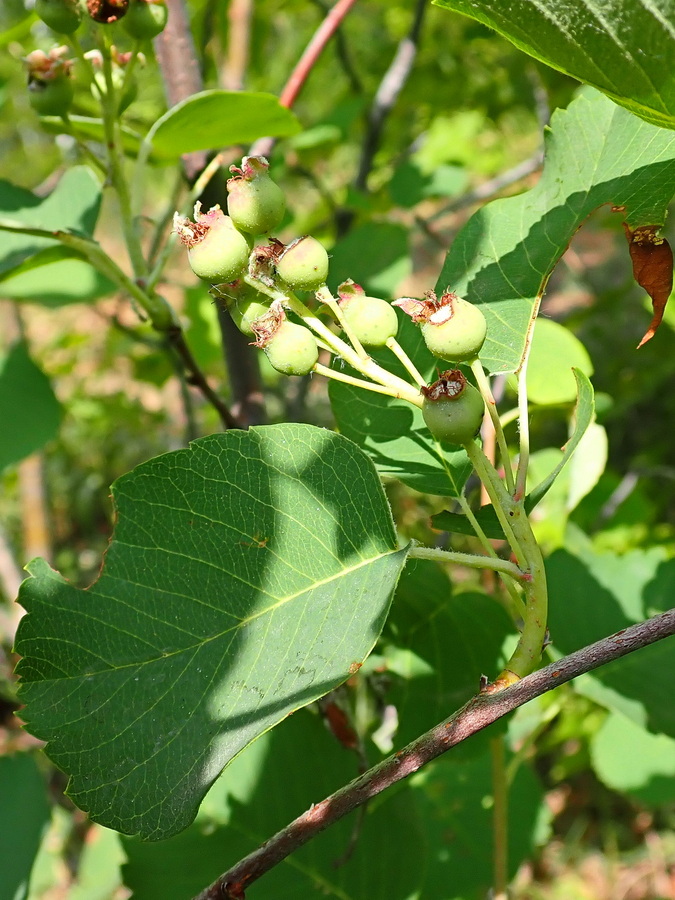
[463,440,527,570]
[119,40,142,99]
[190,153,226,203]
[246,277,423,407]
[490,734,509,900]
[67,33,98,91]
[385,337,427,387]
[464,438,548,683]
[515,361,530,502]
[408,546,525,582]
[313,363,416,401]
[59,114,106,174]
[98,38,148,279]
[315,285,369,360]
[470,358,515,494]
[456,494,526,619]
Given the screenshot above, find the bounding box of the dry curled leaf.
[622,223,673,348]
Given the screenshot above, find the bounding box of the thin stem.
[463,440,527,570]
[491,734,509,900]
[59,114,107,174]
[515,362,530,502]
[408,545,525,582]
[385,337,427,387]
[315,285,369,360]
[193,608,675,900]
[313,363,416,402]
[250,0,360,159]
[246,278,423,406]
[471,359,515,494]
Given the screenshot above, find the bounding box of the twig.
[250,0,360,159]
[426,152,543,223]
[222,0,253,91]
[308,0,363,94]
[354,0,427,192]
[193,608,675,899]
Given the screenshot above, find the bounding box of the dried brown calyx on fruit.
[87,0,129,23]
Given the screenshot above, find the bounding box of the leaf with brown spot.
[622,223,674,348]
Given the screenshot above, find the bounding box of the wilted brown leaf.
[622,223,673,348]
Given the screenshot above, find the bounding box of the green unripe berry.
[338,283,398,348]
[264,321,319,376]
[276,236,329,292]
[228,293,272,337]
[28,74,74,116]
[422,370,484,445]
[174,205,250,284]
[35,0,83,33]
[227,156,285,235]
[122,0,168,39]
[421,295,487,363]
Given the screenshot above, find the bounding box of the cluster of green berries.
[27,0,167,117]
[34,0,168,36]
[176,155,488,443]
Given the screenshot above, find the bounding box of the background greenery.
[1,0,674,897]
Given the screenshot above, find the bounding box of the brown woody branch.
[193,607,675,900]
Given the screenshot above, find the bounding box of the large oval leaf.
[15,425,409,839]
[436,89,675,374]
[147,91,301,159]
[434,0,675,130]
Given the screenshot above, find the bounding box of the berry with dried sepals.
[336,280,398,348]
[35,0,83,33]
[122,0,168,39]
[86,0,128,22]
[174,204,251,284]
[212,281,272,337]
[421,369,485,445]
[394,289,487,363]
[227,156,285,235]
[252,307,319,376]
[276,236,329,292]
[25,48,74,117]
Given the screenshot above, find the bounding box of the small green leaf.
[525,318,593,406]
[433,0,675,130]
[147,91,301,159]
[0,754,50,900]
[16,425,409,839]
[0,258,115,306]
[591,712,675,807]
[0,167,101,277]
[436,89,675,374]
[547,545,675,737]
[432,368,595,537]
[0,342,61,472]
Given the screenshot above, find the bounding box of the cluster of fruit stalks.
[25,0,167,116]
[175,156,492,447]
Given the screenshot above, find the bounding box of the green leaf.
[329,316,472,497]
[525,318,593,406]
[15,425,409,840]
[327,223,412,297]
[547,544,675,737]
[435,89,675,374]
[0,167,101,277]
[432,368,595,537]
[0,342,61,472]
[123,710,427,900]
[383,560,513,749]
[39,116,143,158]
[147,91,301,159]
[0,754,50,900]
[0,258,116,306]
[591,712,675,807]
[433,0,675,130]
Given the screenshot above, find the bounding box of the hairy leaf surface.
[16,425,408,839]
[434,0,675,130]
